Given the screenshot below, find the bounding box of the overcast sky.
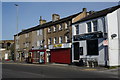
[2,2,118,40]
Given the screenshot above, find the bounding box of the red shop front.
[28,49,47,64]
[50,48,71,64]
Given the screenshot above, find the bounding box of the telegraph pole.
[15,4,19,61]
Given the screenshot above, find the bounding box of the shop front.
[72,31,108,66]
[28,49,47,64]
[49,43,72,64]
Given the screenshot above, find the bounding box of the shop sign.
[73,31,103,41]
[53,44,62,48]
[49,43,71,49]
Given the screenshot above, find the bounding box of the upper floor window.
[65,22,68,29]
[48,27,51,33]
[58,24,62,30]
[53,37,57,44]
[37,29,42,36]
[25,33,29,38]
[48,38,52,45]
[93,20,98,31]
[59,36,62,43]
[53,25,57,32]
[87,22,92,32]
[75,25,79,34]
[65,35,69,43]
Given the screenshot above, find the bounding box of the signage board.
[73,31,103,41]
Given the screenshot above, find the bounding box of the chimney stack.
[82,8,87,12]
[52,14,60,22]
[39,16,46,25]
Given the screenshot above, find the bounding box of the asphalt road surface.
[1,63,119,79]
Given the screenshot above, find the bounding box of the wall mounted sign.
[73,31,103,41]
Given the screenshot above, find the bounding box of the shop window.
[93,20,98,31]
[87,40,98,55]
[87,22,92,32]
[75,24,79,34]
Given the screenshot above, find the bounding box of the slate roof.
[72,5,120,25]
[15,12,82,36]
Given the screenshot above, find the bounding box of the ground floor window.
[87,39,98,55]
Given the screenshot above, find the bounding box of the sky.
[2,2,119,40]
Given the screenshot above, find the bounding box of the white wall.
[72,18,106,65]
[117,8,120,65]
[107,9,119,66]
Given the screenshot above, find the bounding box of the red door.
[50,48,71,64]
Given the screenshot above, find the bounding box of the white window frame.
[25,33,29,38]
[53,25,56,32]
[92,20,98,32]
[53,37,57,44]
[65,22,67,29]
[58,24,62,30]
[48,38,51,45]
[65,36,68,43]
[87,22,92,32]
[37,41,40,46]
[59,36,62,43]
[48,27,51,33]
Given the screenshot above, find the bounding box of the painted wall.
[107,9,119,66]
[117,8,120,65]
[72,17,106,66]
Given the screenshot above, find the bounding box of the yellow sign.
[53,44,62,48]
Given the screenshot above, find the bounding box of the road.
[1,63,119,79]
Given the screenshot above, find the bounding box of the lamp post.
[14,4,19,61]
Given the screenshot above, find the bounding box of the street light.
[14,4,19,61]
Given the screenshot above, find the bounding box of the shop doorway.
[73,42,80,60]
[87,39,98,55]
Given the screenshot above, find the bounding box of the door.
[73,42,80,60]
[39,52,45,63]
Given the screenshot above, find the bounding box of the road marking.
[81,69,97,71]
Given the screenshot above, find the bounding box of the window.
[93,20,98,31]
[25,33,29,38]
[87,22,92,32]
[75,25,79,34]
[37,41,40,46]
[53,37,57,44]
[37,29,42,35]
[25,42,29,48]
[65,35,69,43]
[58,24,62,30]
[48,38,52,45]
[48,27,51,33]
[65,22,67,29]
[59,36,62,43]
[53,25,57,32]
